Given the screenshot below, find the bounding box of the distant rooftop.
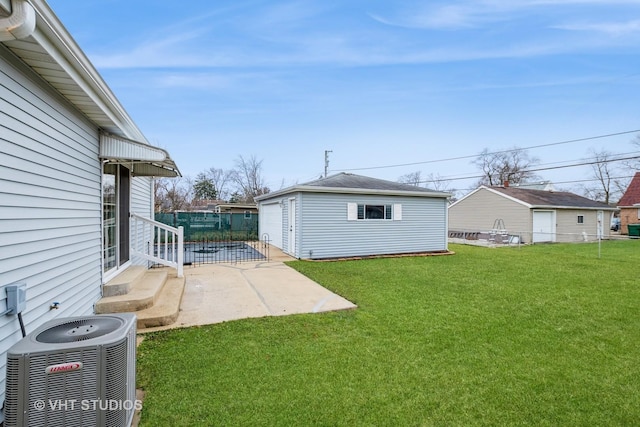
[488,185,613,209]
[618,172,640,207]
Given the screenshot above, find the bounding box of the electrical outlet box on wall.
[5,282,26,315]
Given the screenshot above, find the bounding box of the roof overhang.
[530,205,617,211]
[100,133,181,177]
[0,0,182,177]
[256,185,451,201]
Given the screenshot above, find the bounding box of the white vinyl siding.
[130,175,153,266]
[449,188,531,240]
[297,193,447,259]
[555,209,610,242]
[0,46,102,405]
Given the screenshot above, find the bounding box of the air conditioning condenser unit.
[4,313,137,427]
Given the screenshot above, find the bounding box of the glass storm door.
[103,164,130,274]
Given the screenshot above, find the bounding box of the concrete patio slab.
[140,253,356,333]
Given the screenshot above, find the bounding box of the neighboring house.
[0,0,180,409]
[213,203,258,217]
[449,185,616,243]
[190,200,258,216]
[255,173,451,259]
[617,172,640,235]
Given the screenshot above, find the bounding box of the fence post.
[177,226,184,278]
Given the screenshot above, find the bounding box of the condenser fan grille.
[35,317,124,343]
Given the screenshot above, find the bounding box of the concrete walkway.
[140,247,356,332]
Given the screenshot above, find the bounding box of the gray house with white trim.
[256,173,451,259]
[0,0,180,410]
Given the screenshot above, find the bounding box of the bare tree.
[473,147,541,187]
[425,172,452,192]
[622,134,640,171]
[231,155,270,203]
[193,167,234,202]
[154,177,193,212]
[398,171,422,186]
[580,148,629,204]
[206,167,234,201]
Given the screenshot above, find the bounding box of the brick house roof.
[617,172,640,207]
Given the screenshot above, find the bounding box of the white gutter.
[0,0,35,41]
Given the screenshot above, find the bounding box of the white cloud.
[86,0,640,71]
[555,19,640,36]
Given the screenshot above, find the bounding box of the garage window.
[577,215,584,224]
[348,203,402,221]
[358,204,391,220]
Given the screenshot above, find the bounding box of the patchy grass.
[137,241,640,426]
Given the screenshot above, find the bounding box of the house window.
[357,204,392,220]
[577,215,584,224]
[244,211,252,219]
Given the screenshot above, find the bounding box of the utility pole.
[324,150,332,177]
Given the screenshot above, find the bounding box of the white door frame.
[287,197,296,256]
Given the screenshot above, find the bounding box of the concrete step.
[95,269,168,314]
[136,273,186,330]
[102,265,146,297]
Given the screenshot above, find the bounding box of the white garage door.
[532,210,556,243]
[259,202,283,249]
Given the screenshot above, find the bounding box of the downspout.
[0,0,36,41]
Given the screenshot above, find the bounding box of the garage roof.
[256,173,452,201]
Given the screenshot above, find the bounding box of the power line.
[333,129,640,173]
[452,175,638,194]
[418,152,640,185]
[434,150,640,182]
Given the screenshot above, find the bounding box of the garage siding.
[298,193,447,259]
[449,188,531,237]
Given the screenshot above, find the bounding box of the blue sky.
[47,0,640,195]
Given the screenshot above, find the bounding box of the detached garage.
[448,184,616,243]
[255,173,451,260]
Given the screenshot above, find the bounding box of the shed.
[255,173,451,259]
[616,172,640,235]
[0,0,180,407]
[448,185,616,243]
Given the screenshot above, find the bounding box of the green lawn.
[137,241,640,426]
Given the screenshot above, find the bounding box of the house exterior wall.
[130,176,154,266]
[449,188,531,239]
[0,46,103,404]
[619,207,640,235]
[554,209,611,242]
[285,192,448,259]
